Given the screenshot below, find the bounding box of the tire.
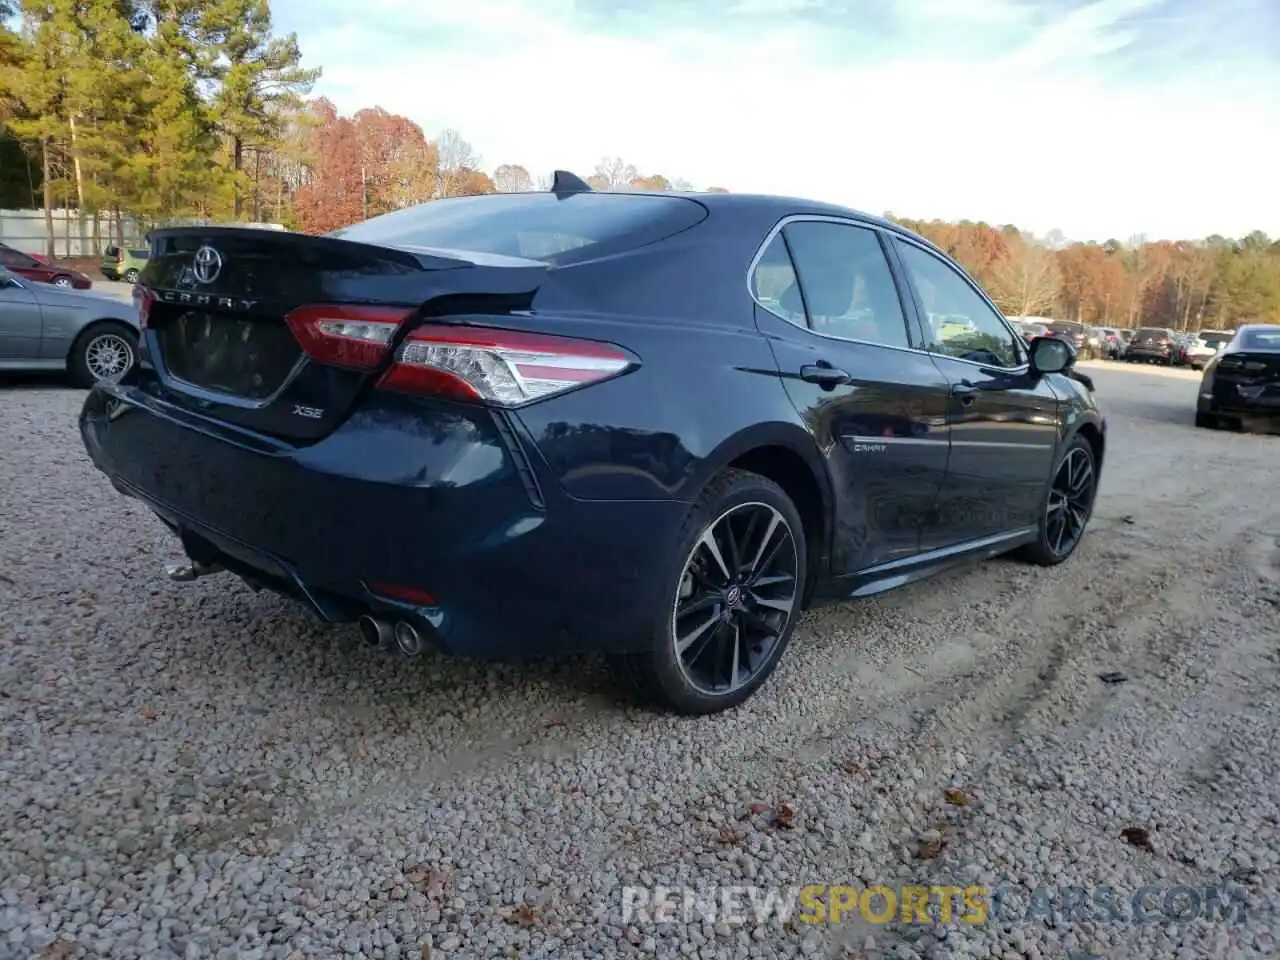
[1018,435,1097,567]
[609,468,808,715]
[123,268,140,284]
[68,321,138,388]
[52,275,75,288]
[1195,412,1218,430]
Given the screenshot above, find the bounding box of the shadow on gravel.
[0,372,80,391]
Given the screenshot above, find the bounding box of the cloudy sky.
[271,0,1280,242]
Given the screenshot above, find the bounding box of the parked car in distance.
[1092,326,1125,359]
[0,241,94,289]
[1198,329,1235,354]
[0,263,139,385]
[1196,324,1280,433]
[1124,326,1177,364]
[78,178,1106,715]
[101,245,151,283]
[1012,320,1049,340]
[1039,321,1088,358]
[1173,332,1216,370]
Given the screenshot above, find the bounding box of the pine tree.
[201,0,319,218]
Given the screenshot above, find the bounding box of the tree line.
[889,218,1280,330]
[2,2,1276,328]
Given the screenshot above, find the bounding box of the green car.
[100,245,150,283]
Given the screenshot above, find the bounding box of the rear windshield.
[1046,322,1082,333]
[329,192,708,265]
[1240,329,1280,350]
[1136,327,1169,336]
[1200,332,1232,344]
[127,249,150,258]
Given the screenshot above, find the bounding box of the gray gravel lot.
[1,361,1278,959]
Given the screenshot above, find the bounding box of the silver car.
[0,264,140,386]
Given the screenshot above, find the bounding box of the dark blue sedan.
[79,173,1105,714]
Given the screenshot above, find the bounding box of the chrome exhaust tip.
[164,560,223,582]
[357,614,391,648]
[393,620,424,657]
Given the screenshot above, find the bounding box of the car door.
[0,268,44,360]
[751,216,952,573]
[889,236,1061,549]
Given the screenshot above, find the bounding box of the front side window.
[773,221,912,349]
[895,240,1022,368]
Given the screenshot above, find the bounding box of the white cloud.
[282,0,1280,241]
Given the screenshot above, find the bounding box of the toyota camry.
[80,173,1105,714]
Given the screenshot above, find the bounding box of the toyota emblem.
[192,245,222,284]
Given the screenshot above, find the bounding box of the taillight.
[378,324,635,406]
[136,286,156,330]
[286,304,415,371]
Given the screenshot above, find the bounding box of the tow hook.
[164,560,224,582]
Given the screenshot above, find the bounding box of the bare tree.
[535,172,554,191]
[433,129,480,198]
[989,239,1062,317]
[493,163,533,193]
[592,156,638,191]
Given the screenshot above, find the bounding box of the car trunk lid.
[137,227,547,443]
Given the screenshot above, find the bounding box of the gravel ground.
[1,361,1278,959]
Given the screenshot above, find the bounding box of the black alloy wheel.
[611,469,807,715]
[1020,436,1097,567]
[672,500,799,697]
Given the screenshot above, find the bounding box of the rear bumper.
[79,383,686,657]
[1198,390,1280,426]
[100,268,120,281]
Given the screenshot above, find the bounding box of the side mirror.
[1028,335,1074,375]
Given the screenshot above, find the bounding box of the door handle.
[952,382,979,405]
[800,363,851,388]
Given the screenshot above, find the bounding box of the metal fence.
[0,208,148,258]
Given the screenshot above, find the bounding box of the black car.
[1043,321,1088,357]
[79,175,1106,715]
[1123,326,1177,364]
[1196,324,1280,433]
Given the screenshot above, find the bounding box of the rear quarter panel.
[508,222,825,505]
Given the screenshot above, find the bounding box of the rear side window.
[754,220,912,349]
[128,249,150,258]
[329,192,707,266]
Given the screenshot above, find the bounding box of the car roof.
[607,189,956,260]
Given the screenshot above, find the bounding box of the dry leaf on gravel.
[505,903,541,926]
[140,708,158,721]
[1120,826,1153,851]
[718,825,744,845]
[917,831,947,859]
[774,804,797,829]
[748,802,771,815]
[41,942,75,960]
[836,758,866,775]
[943,787,972,806]
[404,866,450,900]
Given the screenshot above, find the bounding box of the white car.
[1181,335,1217,369]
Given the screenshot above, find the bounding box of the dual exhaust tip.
[357,613,426,657]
